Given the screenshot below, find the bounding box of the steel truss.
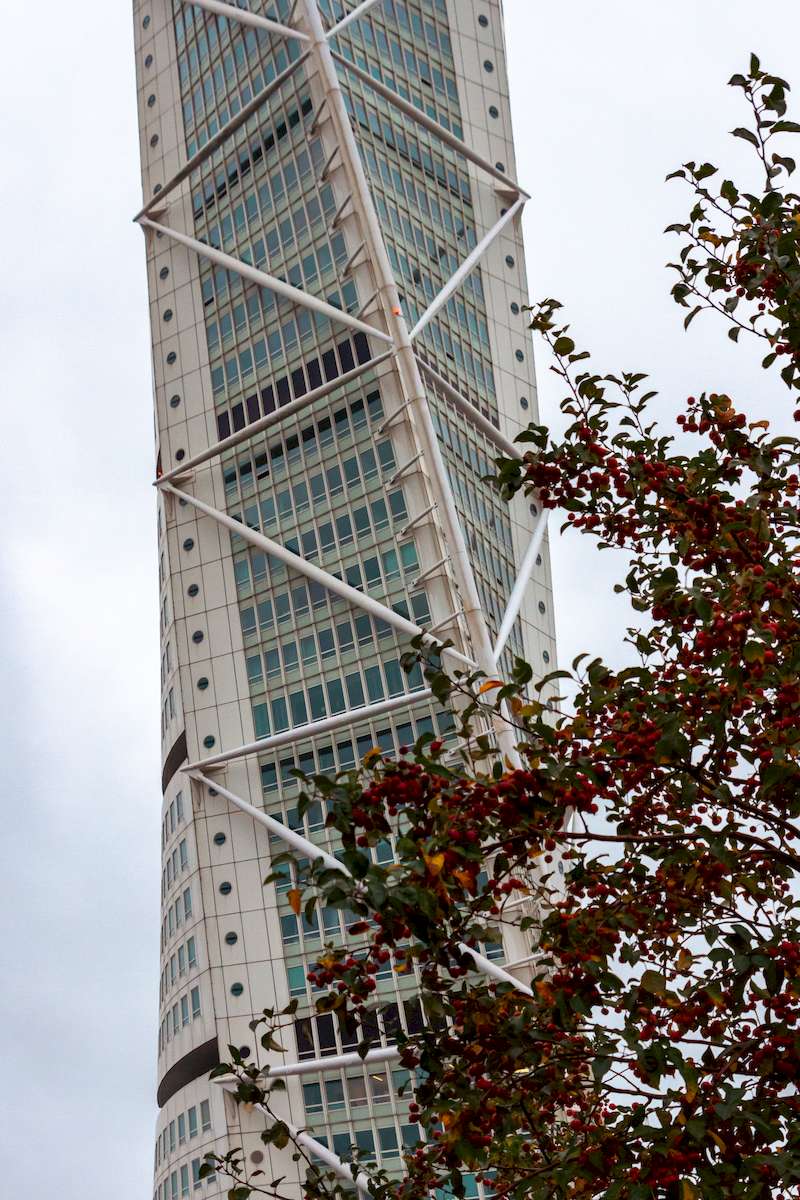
[142,0,548,1187]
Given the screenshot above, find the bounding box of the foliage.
[206,57,800,1200]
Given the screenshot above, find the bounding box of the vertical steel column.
[298,0,521,766]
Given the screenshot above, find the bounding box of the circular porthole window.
[515,350,525,363]
[520,397,529,410]
[505,255,515,268]
[478,13,489,25]
[225,932,238,946]
[483,60,494,73]
[510,301,520,315]
[150,133,159,147]
[489,105,499,119]
[530,503,538,515]
[239,1045,251,1058]
[147,94,156,107]
[182,537,194,551]
[496,162,505,173]
[192,630,204,644]
[203,735,216,749]
[163,308,173,322]
[175,449,186,462]
[166,350,177,365]
[251,1152,264,1165]
[143,14,151,27]
[536,554,542,566]
[219,881,232,896]
[187,583,199,598]
[197,678,209,693]
[169,394,181,409]
[145,53,153,68]
[543,650,551,663]
[230,982,244,997]
[538,601,546,614]
[213,832,226,846]
[159,266,169,280]
[153,184,162,194]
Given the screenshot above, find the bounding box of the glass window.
[190,987,201,1018]
[188,1107,198,1138]
[325,1078,345,1110]
[347,1075,368,1107]
[200,1100,211,1132]
[303,1082,323,1113]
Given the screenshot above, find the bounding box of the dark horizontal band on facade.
[157,1037,220,1109]
[162,730,188,795]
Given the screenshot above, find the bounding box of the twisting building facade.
[133,2,556,1197]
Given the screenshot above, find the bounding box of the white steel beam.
[185,0,310,40]
[189,770,343,873]
[192,769,533,998]
[415,356,522,461]
[185,689,434,771]
[327,0,386,38]
[299,0,520,766]
[156,350,394,485]
[160,482,476,669]
[492,507,550,661]
[331,51,528,199]
[140,217,393,346]
[265,1046,401,1078]
[286,1114,373,1197]
[217,1084,375,1198]
[134,55,309,221]
[410,197,526,340]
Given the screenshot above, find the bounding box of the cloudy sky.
[0,1,798,1193]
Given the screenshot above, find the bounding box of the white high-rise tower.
[134,3,556,1197]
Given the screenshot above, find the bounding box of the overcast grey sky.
[0,2,798,1194]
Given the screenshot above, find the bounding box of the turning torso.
[133,2,556,1197]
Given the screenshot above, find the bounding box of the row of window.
[161,791,186,850]
[238,577,431,653]
[160,935,198,1004]
[156,1099,212,1166]
[162,886,193,950]
[217,338,376,453]
[295,996,427,1062]
[303,1065,411,1118]
[209,277,359,400]
[154,1156,214,1200]
[219,380,382,494]
[243,608,409,687]
[162,837,190,900]
[258,708,451,797]
[177,6,299,147]
[250,652,423,742]
[158,985,202,1054]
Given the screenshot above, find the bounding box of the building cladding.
[133,2,556,1197]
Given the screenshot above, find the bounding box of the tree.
[206,56,800,1200]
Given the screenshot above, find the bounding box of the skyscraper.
[134,3,556,1197]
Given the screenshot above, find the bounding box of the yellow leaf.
[453,869,474,889]
[749,418,769,430]
[424,853,446,877]
[682,1182,700,1200]
[479,679,504,694]
[362,747,382,766]
[287,888,303,916]
[709,1131,727,1152]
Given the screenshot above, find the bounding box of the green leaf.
[731,127,760,148]
[771,120,800,133]
[640,970,669,996]
[553,336,576,356]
